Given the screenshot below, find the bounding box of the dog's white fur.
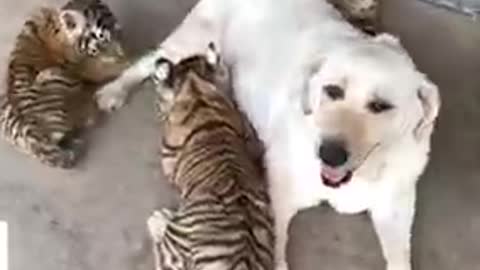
[96,1,440,270]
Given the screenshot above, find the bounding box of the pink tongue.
[321,166,347,183]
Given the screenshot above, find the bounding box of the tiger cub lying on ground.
[146,44,274,270]
[0,0,128,168]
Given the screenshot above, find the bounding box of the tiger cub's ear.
[152,58,176,118]
[206,42,219,66]
[59,10,86,40]
[205,42,231,94]
[152,58,174,87]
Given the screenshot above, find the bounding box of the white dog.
[96,0,441,269]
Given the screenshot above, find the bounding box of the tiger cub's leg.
[0,99,77,168]
[35,68,84,147]
[147,209,174,270]
[62,81,103,157]
[40,67,104,162]
[37,67,100,128]
[2,68,85,168]
[147,209,173,243]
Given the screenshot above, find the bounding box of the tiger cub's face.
[41,4,127,67]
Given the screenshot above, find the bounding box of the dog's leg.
[271,198,297,270]
[95,48,166,112]
[268,166,299,270]
[370,186,416,270]
[96,0,224,112]
[273,206,296,270]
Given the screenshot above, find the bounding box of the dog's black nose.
[318,140,349,167]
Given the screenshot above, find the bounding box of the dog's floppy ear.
[301,60,324,115]
[414,77,441,141]
[301,85,313,115]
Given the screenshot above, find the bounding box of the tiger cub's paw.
[41,137,85,169]
[42,147,78,169]
[147,209,173,243]
[35,67,66,83]
[275,260,289,270]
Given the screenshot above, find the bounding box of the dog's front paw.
[95,82,128,112]
[387,262,411,270]
[275,260,289,270]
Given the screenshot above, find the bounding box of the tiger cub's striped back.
[147,44,274,270]
[1,0,128,168]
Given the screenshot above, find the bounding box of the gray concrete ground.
[0,0,479,269]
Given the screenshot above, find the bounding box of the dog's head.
[302,34,440,188]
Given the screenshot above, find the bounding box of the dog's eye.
[323,85,344,100]
[367,99,394,114]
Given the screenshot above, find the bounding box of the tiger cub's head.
[35,2,127,69]
[151,43,232,122]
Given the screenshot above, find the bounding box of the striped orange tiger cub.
[0,0,129,168]
[146,43,274,270]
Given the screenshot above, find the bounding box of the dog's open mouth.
[321,165,353,188]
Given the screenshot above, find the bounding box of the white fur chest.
[323,177,378,214]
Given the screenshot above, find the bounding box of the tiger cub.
[0,0,129,168]
[146,44,274,270]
